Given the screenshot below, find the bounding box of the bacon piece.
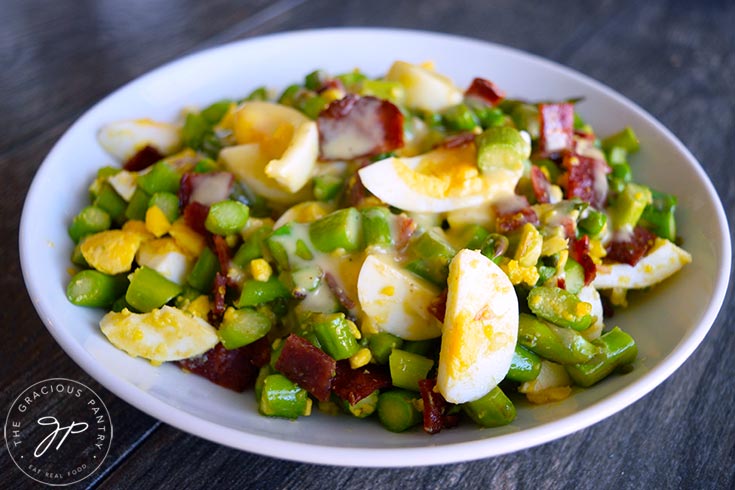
[530,165,552,204]
[179,172,194,208]
[395,215,417,250]
[418,378,459,434]
[245,337,272,368]
[317,78,345,94]
[318,95,404,160]
[438,132,476,149]
[344,171,369,208]
[606,226,656,266]
[212,235,230,274]
[465,77,506,106]
[573,129,596,141]
[183,201,210,236]
[496,207,540,234]
[561,216,577,240]
[538,103,574,155]
[324,272,356,311]
[275,334,336,402]
[561,154,610,209]
[177,343,262,392]
[333,361,392,405]
[569,235,597,285]
[557,277,567,290]
[123,145,163,172]
[428,289,448,323]
[208,272,227,324]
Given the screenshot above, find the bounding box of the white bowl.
[20,28,731,467]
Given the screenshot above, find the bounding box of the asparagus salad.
[66,61,691,433]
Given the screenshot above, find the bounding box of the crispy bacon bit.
[317,78,345,94]
[606,226,656,266]
[438,132,476,149]
[418,378,459,434]
[212,235,230,274]
[569,235,597,285]
[318,95,404,160]
[573,129,596,141]
[538,103,574,155]
[183,202,210,236]
[561,216,577,240]
[333,361,392,405]
[208,272,227,324]
[465,77,506,106]
[324,272,356,311]
[123,145,163,172]
[246,337,272,368]
[395,215,417,250]
[428,289,448,323]
[496,207,539,234]
[530,165,552,204]
[557,277,567,290]
[275,334,336,402]
[344,171,370,208]
[561,154,610,209]
[177,343,262,392]
[179,172,194,208]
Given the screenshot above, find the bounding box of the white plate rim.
[19,27,732,467]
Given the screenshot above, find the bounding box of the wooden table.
[2,1,733,488]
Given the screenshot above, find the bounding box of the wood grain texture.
[1,0,733,489]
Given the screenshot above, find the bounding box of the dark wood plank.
[0,0,277,153]
[0,1,300,488]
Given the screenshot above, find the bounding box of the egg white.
[437,249,518,404]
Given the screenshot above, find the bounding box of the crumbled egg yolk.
[145,206,172,237]
[541,229,568,257]
[349,348,372,369]
[184,295,210,320]
[250,258,273,282]
[122,219,155,240]
[213,102,238,133]
[169,218,206,256]
[80,230,144,275]
[499,259,540,287]
[588,238,607,264]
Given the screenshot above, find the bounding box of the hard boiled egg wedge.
[593,238,692,289]
[135,238,193,285]
[358,143,522,213]
[107,170,137,201]
[220,101,318,200]
[357,254,443,341]
[100,306,218,363]
[384,61,463,112]
[437,249,518,404]
[98,119,181,162]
